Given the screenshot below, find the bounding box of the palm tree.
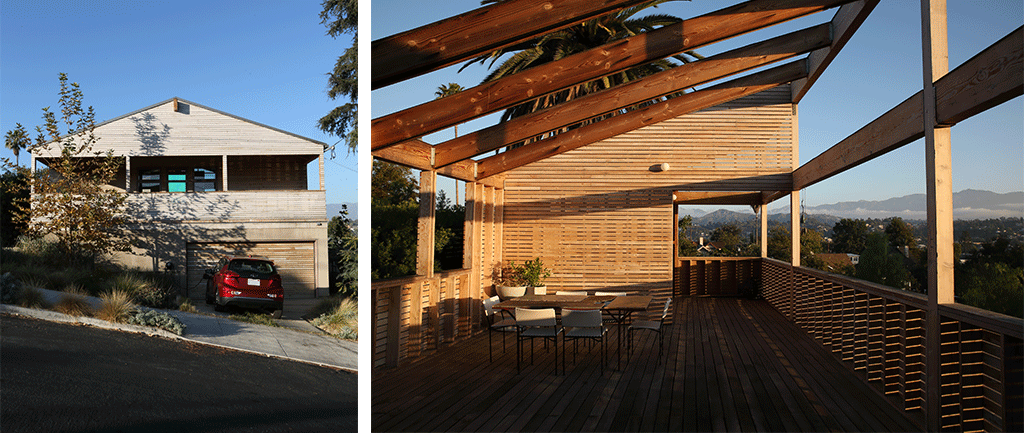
[4,123,31,167]
[462,0,701,136]
[435,82,465,205]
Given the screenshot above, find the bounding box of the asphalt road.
[1,314,357,432]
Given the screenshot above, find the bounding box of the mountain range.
[769,189,1022,220]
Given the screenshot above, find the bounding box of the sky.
[1,0,358,206]
[371,0,1023,214]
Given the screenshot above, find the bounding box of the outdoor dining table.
[493,294,653,370]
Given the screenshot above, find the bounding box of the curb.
[1,304,357,374]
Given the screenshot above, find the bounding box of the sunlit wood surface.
[372,297,922,432]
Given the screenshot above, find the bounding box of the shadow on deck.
[372,297,923,432]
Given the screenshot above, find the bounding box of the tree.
[465,0,700,143]
[10,74,129,265]
[319,0,358,155]
[435,83,465,205]
[371,159,418,280]
[0,170,29,247]
[856,232,911,290]
[832,218,868,254]
[709,224,743,256]
[4,123,30,167]
[678,214,698,256]
[328,205,357,297]
[885,217,915,248]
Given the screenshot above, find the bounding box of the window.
[140,169,161,192]
[167,169,187,192]
[193,168,217,192]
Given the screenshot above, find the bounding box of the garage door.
[186,242,316,299]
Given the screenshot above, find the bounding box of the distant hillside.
[798,189,1022,220]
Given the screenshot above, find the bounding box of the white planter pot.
[496,285,527,300]
[528,286,548,295]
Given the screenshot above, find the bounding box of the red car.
[204,255,284,319]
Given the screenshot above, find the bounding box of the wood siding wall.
[227,155,310,191]
[502,85,795,295]
[125,190,325,222]
[31,99,323,157]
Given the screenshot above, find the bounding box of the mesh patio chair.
[594,291,630,324]
[556,291,587,296]
[562,308,608,372]
[483,295,516,362]
[516,307,563,374]
[628,298,672,360]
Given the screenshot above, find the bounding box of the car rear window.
[227,259,276,278]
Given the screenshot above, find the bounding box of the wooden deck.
[372,297,924,432]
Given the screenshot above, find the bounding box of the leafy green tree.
[319,0,358,155]
[466,0,700,137]
[435,190,465,271]
[710,224,743,256]
[0,170,29,247]
[766,225,790,261]
[678,214,698,256]
[371,160,418,280]
[833,218,868,254]
[328,205,357,297]
[856,232,911,290]
[8,74,129,265]
[885,217,915,248]
[957,262,1023,318]
[4,123,30,167]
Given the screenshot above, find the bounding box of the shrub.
[54,292,94,317]
[229,311,279,327]
[1,272,20,304]
[127,310,186,336]
[310,296,358,339]
[176,297,197,313]
[97,290,135,323]
[111,272,175,309]
[17,285,50,309]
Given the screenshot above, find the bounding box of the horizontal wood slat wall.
[759,258,1023,432]
[503,86,794,296]
[124,190,325,222]
[228,155,310,191]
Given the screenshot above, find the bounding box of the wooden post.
[760,204,768,258]
[417,170,437,277]
[921,0,953,429]
[791,191,801,267]
[221,155,228,191]
[318,153,325,191]
[124,156,131,192]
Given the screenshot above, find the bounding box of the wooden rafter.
[371,0,651,89]
[372,0,853,152]
[791,0,880,103]
[433,24,832,168]
[792,26,1022,190]
[674,191,765,206]
[475,60,809,179]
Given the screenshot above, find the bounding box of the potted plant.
[492,261,527,300]
[521,257,552,295]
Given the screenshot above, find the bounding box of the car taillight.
[219,270,240,288]
[270,274,283,289]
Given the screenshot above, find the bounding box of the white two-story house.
[30,97,330,299]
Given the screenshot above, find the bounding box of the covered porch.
[371,0,1023,431]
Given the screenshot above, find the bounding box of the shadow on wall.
[131,112,171,157]
[122,223,248,298]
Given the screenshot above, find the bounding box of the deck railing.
[372,269,477,369]
[758,257,1023,432]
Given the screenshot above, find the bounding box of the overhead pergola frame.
[372,0,877,195]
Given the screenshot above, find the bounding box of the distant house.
[30,98,329,299]
[815,253,860,273]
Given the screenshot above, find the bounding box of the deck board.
[372,297,924,432]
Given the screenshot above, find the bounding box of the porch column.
[464,182,482,297]
[417,170,436,277]
[790,191,800,267]
[221,155,228,191]
[319,153,325,191]
[124,156,131,192]
[759,204,768,258]
[921,0,954,429]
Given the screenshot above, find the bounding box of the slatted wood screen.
[503,86,794,297]
[759,258,1023,432]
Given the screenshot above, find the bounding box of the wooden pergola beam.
[792,26,1022,190]
[434,24,832,167]
[371,139,477,181]
[371,0,651,89]
[674,191,765,206]
[372,0,853,151]
[476,59,809,179]
[791,0,879,103]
